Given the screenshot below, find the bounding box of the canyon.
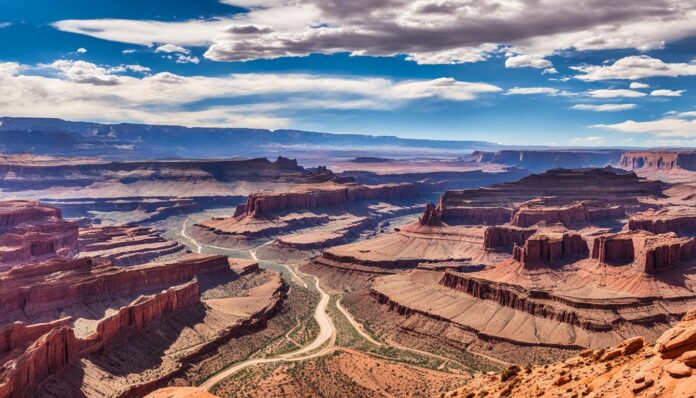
[3,130,696,398]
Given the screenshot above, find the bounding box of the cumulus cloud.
[0,59,501,129]
[76,47,87,54]
[40,60,121,86]
[571,103,637,112]
[650,89,685,96]
[155,43,190,54]
[505,54,553,69]
[51,1,696,65]
[629,82,650,89]
[0,22,11,29]
[587,89,647,98]
[574,55,696,81]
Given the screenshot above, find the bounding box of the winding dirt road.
[178,218,501,392]
[197,272,334,392]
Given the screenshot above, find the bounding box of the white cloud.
[53,18,228,47]
[175,54,200,64]
[505,87,559,95]
[571,136,606,145]
[126,64,151,73]
[592,118,696,137]
[650,89,685,97]
[76,47,87,54]
[629,82,649,89]
[505,54,553,69]
[122,49,136,54]
[571,103,637,112]
[0,62,21,77]
[155,43,190,54]
[0,60,501,129]
[0,22,10,29]
[574,55,696,81]
[40,60,121,86]
[52,1,696,65]
[587,89,647,98]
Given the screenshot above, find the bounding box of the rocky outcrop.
[620,150,696,171]
[483,226,537,250]
[591,232,638,265]
[0,280,200,398]
[0,201,78,266]
[512,232,588,266]
[418,203,443,226]
[629,208,696,235]
[234,183,418,217]
[0,255,229,320]
[440,168,662,215]
[592,231,696,273]
[445,310,696,398]
[0,201,62,233]
[78,225,188,266]
[511,203,589,227]
[440,206,513,225]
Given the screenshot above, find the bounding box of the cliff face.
[0,255,229,319]
[234,183,419,217]
[418,203,443,226]
[511,203,589,227]
[629,208,696,235]
[440,206,513,225]
[512,233,588,266]
[483,226,537,249]
[470,150,622,171]
[591,231,696,273]
[0,201,78,266]
[0,280,200,398]
[0,201,61,234]
[620,151,696,171]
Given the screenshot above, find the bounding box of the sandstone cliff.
[620,150,696,171]
[0,280,200,398]
[483,226,537,250]
[233,183,419,217]
[512,232,588,266]
[0,255,229,320]
[0,201,78,266]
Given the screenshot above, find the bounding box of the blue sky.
[1,0,696,146]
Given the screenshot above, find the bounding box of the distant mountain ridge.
[0,117,499,160]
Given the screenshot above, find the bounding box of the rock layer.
[0,280,200,398]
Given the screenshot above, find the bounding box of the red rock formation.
[591,230,696,273]
[0,201,61,234]
[78,225,187,266]
[620,150,696,171]
[591,232,637,265]
[444,309,696,398]
[0,201,78,266]
[418,203,443,226]
[0,280,200,398]
[0,255,229,319]
[483,225,537,249]
[511,203,589,227]
[234,183,418,217]
[629,208,696,235]
[440,205,513,225]
[512,232,588,266]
